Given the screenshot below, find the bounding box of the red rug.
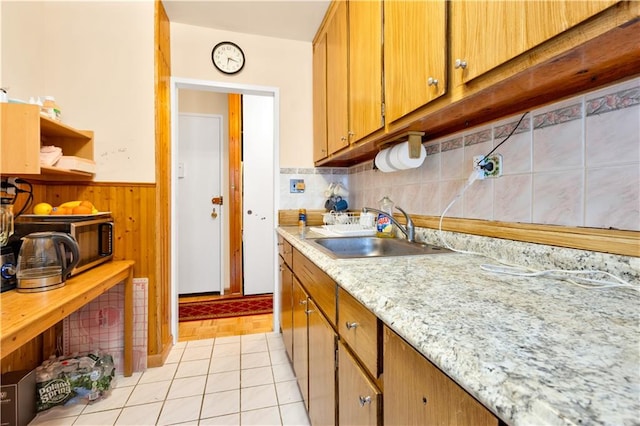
[179,295,273,322]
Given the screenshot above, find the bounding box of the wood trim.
[278,210,639,257]
[228,94,243,295]
[155,0,173,360]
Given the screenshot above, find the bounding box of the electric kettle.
[16,232,80,292]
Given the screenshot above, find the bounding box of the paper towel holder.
[377,131,425,159]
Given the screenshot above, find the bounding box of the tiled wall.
[349,77,640,232]
[280,77,639,231]
[279,168,349,210]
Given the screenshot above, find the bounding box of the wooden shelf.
[1,103,95,181]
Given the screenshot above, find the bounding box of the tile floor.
[29,333,311,425]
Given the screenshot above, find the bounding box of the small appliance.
[1,178,34,292]
[11,213,113,276]
[16,231,80,292]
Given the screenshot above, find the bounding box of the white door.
[177,113,223,295]
[243,95,275,295]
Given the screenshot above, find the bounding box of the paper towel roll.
[375,147,399,172]
[394,141,426,169]
[375,141,426,172]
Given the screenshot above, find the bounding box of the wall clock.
[211,41,245,75]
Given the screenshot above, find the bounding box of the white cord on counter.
[437,170,639,292]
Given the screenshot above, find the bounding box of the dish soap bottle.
[376,196,395,238]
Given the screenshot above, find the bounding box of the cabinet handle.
[422,396,428,405]
[340,136,347,142]
[427,77,438,86]
[454,59,467,69]
[359,395,372,407]
[305,309,315,314]
[345,321,359,330]
[299,300,307,305]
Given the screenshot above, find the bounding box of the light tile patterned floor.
[28,333,310,426]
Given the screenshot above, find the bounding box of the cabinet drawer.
[278,236,293,267]
[338,287,379,379]
[293,249,336,327]
[338,341,382,426]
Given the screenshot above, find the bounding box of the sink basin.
[308,236,452,259]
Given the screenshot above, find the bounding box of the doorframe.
[170,77,281,342]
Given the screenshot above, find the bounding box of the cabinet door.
[348,0,383,142]
[308,298,336,426]
[292,278,309,407]
[280,258,293,361]
[384,0,447,123]
[451,0,619,83]
[326,0,349,155]
[338,341,381,426]
[383,326,498,426]
[338,287,379,379]
[313,32,328,162]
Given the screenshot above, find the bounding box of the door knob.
[247,209,253,215]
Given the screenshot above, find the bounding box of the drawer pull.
[299,299,307,305]
[305,309,315,314]
[359,395,372,407]
[345,321,359,330]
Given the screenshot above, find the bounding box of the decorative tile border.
[586,87,640,116]
[441,137,463,152]
[494,115,531,139]
[533,103,582,129]
[464,129,492,146]
[425,143,441,156]
[279,167,349,175]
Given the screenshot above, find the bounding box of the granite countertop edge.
[277,227,640,426]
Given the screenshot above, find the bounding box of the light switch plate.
[290,179,305,193]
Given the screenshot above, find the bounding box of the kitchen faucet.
[362,206,415,243]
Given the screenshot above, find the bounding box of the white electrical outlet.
[473,154,503,179]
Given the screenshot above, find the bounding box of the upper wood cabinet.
[325,1,349,155]
[384,0,447,123]
[314,0,638,166]
[1,103,94,180]
[450,0,620,83]
[314,0,384,160]
[312,33,328,162]
[348,0,384,142]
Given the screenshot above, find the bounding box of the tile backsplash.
[280,77,639,231]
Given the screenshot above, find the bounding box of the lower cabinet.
[292,277,309,407]
[338,341,381,426]
[280,257,293,361]
[279,241,498,426]
[308,298,337,426]
[383,325,498,426]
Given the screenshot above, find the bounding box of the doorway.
[176,113,223,295]
[170,77,281,342]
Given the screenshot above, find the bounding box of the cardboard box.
[1,370,36,426]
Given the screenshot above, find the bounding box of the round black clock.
[211,41,245,75]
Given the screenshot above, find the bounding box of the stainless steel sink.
[308,236,452,259]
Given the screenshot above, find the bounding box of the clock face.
[211,41,245,74]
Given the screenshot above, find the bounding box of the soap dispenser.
[376,196,395,238]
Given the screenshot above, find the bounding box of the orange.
[80,200,94,209]
[51,207,70,215]
[72,205,92,215]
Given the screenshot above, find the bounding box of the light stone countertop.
[277,226,640,426]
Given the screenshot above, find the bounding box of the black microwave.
[11,215,114,275]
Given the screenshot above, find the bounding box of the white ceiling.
[162,0,331,42]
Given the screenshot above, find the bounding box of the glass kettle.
[16,232,79,292]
